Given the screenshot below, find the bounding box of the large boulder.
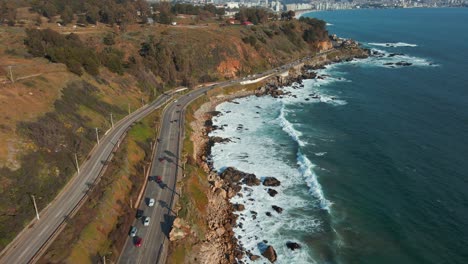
[221,167,244,183]
[261,246,277,263]
[272,205,283,214]
[286,241,302,251]
[243,174,261,186]
[233,203,245,211]
[267,188,278,197]
[263,177,281,187]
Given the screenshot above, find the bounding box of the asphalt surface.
[118,84,216,264]
[0,92,175,264]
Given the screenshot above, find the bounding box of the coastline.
[294,9,316,19]
[169,45,369,263]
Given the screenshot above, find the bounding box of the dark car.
[135,209,144,219]
[134,236,143,247]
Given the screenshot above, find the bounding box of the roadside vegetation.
[38,110,161,263]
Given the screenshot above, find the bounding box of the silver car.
[129,226,137,237]
[143,216,151,226]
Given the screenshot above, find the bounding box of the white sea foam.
[278,104,305,146]
[368,42,418,47]
[349,48,438,68]
[297,151,332,211]
[315,152,327,156]
[209,94,332,263]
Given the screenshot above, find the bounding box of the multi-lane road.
[118,84,216,264]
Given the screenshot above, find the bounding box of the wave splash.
[368,42,418,47]
[277,103,332,211]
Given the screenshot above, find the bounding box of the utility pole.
[110,113,114,128]
[128,103,131,115]
[74,153,80,173]
[8,66,14,83]
[31,194,40,220]
[95,127,100,144]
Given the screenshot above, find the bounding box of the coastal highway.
[118,83,218,264]
[117,50,340,264]
[0,91,177,264]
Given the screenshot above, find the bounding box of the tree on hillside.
[235,8,271,24]
[281,10,295,21]
[42,2,58,19]
[153,2,173,25]
[0,1,17,25]
[299,17,328,43]
[61,6,74,25]
[85,4,99,24]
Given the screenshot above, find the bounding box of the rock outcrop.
[266,188,278,197]
[261,246,277,263]
[286,241,301,251]
[263,177,281,187]
[169,218,191,241]
[272,205,283,214]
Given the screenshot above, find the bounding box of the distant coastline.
[294,9,316,19]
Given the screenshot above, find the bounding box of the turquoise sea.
[210,8,468,263]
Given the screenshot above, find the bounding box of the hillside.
[0,6,331,251]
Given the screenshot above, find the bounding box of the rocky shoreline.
[169,46,370,263]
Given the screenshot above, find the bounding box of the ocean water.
[210,8,468,264]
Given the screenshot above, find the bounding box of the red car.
[156,176,162,183]
[134,237,143,247]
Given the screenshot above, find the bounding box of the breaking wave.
[368,42,418,47]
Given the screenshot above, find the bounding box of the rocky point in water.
[263,177,281,187]
[261,245,278,263]
[286,241,302,251]
[267,188,278,197]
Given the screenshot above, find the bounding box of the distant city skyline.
[148,0,467,13]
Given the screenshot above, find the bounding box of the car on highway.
[134,237,143,247]
[129,226,138,237]
[136,209,144,219]
[143,216,151,226]
[156,176,162,183]
[147,198,155,207]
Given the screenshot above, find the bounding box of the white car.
[148,198,155,207]
[143,216,150,226]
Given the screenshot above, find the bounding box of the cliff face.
[138,20,331,84]
[316,40,333,52]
